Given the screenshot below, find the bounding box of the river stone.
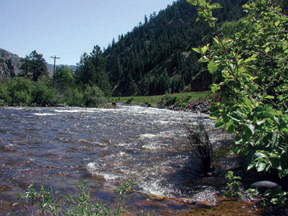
[250,181,279,190]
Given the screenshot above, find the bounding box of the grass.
[109,91,211,108]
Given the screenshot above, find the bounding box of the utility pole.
[50,55,60,85]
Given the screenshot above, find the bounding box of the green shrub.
[31,81,57,106]
[8,78,33,105]
[0,81,11,104]
[188,0,288,206]
[83,85,107,107]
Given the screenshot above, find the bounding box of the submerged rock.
[250,180,280,191]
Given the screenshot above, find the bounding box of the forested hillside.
[0,0,250,106]
[103,0,247,96]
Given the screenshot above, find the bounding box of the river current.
[0,105,257,215]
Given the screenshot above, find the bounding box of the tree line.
[0,49,109,107]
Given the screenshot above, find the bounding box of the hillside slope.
[104,0,247,96]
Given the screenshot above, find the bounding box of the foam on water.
[140,133,156,139]
[192,187,217,205]
[87,162,121,180]
[33,113,56,116]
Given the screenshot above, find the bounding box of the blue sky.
[1,0,175,65]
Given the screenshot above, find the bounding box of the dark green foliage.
[8,78,33,105]
[0,76,107,107]
[31,80,57,106]
[0,48,110,107]
[104,0,247,96]
[75,46,111,97]
[82,85,108,107]
[19,50,48,81]
[225,171,242,198]
[0,78,56,106]
[54,66,74,91]
[189,0,288,206]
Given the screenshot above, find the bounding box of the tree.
[90,45,111,96]
[75,46,111,96]
[75,53,96,86]
[20,50,48,81]
[54,66,74,91]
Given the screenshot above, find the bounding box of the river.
[0,105,260,215]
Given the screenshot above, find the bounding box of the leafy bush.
[83,85,108,107]
[225,171,242,199]
[0,82,11,104]
[31,80,57,106]
[188,0,288,206]
[7,78,33,105]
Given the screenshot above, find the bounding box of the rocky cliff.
[0,48,21,80]
[0,48,77,80]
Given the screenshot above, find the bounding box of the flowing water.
[0,105,260,215]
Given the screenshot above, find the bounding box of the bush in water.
[185,120,213,176]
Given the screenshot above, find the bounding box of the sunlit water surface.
[0,105,258,215]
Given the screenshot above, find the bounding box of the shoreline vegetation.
[109,91,211,112]
[0,81,211,113]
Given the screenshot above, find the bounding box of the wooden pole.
[50,55,60,85]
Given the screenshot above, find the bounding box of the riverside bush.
[82,85,108,107]
[188,0,288,206]
[0,77,108,107]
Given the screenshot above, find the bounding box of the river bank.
[109,91,211,113]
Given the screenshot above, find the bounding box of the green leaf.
[264,95,274,99]
[200,45,209,55]
[244,54,257,63]
[243,96,253,111]
[226,121,236,133]
[234,136,242,145]
[215,120,225,128]
[256,162,267,172]
[255,151,267,159]
[281,128,288,137]
[247,162,255,170]
[192,47,201,54]
[208,3,222,10]
[208,61,218,75]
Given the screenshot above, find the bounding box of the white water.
[0,105,232,215]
